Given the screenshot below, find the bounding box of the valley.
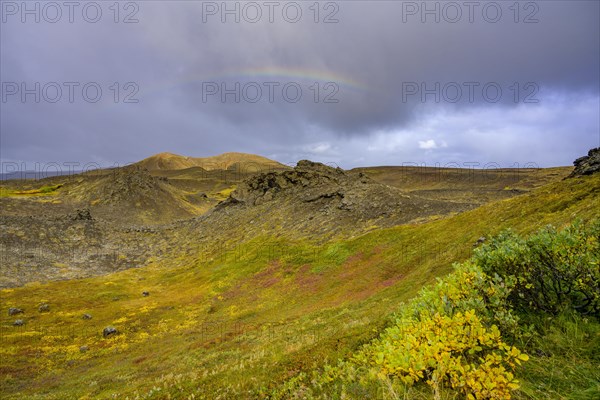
[0,150,598,399]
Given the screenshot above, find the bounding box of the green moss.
[0,184,62,198]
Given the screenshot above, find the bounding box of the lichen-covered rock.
[8,308,23,316]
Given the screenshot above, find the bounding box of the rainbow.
[139,67,368,99]
[205,67,368,92]
[99,67,367,107]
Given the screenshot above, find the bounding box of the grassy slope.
[516,311,600,400]
[0,174,598,399]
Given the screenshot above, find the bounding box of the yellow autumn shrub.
[367,309,527,399]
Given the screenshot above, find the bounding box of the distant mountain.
[135,152,290,173]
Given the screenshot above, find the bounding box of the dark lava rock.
[71,208,93,221]
[204,159,475,238]
[82,313,92,320]
[228,160,358,206]
[39,303,50,312]
[103,166,164,203]
[8,307,23,316]
[569,147,600,177]
[103,326,118,338]
[13,319,24,326]
[142,291,150,297]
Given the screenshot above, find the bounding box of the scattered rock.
[569,147,600,177]
[473,237,486,246]
[82,313,92,320]
[13,319,24,326]
[103,326,118,338]
[70,208,93,221]
[39,303,50,312]
[80,345,89,353]
[142,291,150,297]
[8,307,24,316]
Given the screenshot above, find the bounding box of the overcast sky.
[1,0,599,170]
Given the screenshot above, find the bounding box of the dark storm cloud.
[1,0,599,169]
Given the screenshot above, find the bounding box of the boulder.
[103,326,118,338]
[8,307,23,316]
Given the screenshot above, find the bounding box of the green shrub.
[474,220,600,318]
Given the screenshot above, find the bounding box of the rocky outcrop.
[206,160,474,239]
[229,160,364,206]
[569,148,600,177]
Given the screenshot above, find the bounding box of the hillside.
[135,152,290,173]
[0,157,558,288]
[62,165,202,223]
[0,157,598,398]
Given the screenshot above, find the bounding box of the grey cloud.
[1,0,598,168]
